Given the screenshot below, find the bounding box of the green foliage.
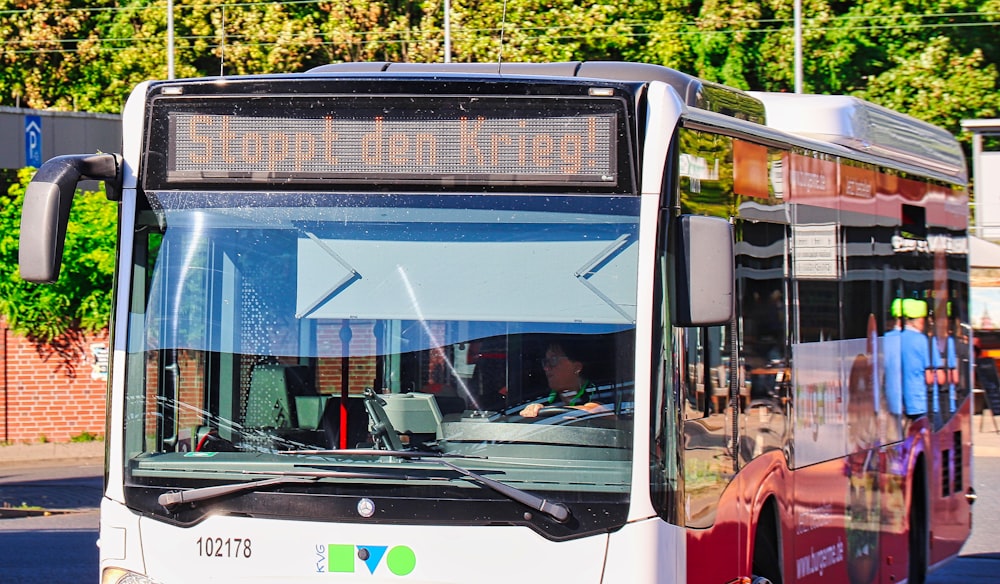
[70,431,102,442]
[0,0,997,135]
[636,0,1000,138]
[857,36,999,134]
[0,4,996,352]
[0,168,116,341]
[452,0,657,63]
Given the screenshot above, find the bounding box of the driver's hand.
[520,403,544,418]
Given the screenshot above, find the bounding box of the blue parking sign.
[25,115,42,167]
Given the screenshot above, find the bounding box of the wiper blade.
[431,457,573,524]
[157,469,384,510]
[281,448,572,524]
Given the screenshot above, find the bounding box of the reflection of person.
[944,333,958,414]
[848,314,879,451]
[926,314,946,424]
[754,289,785,363]
[882,303,904,438]
[520,340,603,418]
[899,299,933,422]
[942,306,960,415]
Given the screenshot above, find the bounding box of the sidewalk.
[0,441,104,467]
[0,442,104,517]
[974,412,1000,457]
[0,469,102,517]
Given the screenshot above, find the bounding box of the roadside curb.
[0,441,104,466]
[0,507,76,518]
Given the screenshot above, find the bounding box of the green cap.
[891,298,927,319]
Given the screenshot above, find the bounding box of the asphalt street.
[0,461,103,513]
[0,461,103,583]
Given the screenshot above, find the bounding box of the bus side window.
[682,326,729,419]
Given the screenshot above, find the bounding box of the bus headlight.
[102,567,161,584]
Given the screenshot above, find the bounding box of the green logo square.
[328,544,355,573]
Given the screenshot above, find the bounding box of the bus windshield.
[123,191,639,533]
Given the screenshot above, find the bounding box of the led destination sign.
[160,97,621,186]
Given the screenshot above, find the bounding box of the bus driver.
[519,339,605,418]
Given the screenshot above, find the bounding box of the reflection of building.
[962,119,1000,240]
[980,307,994,330]
[969,235,1000,357]
[964,120,1000,357]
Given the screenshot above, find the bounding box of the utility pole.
[794,0,803,93]
[444,0,451,63]
[167,0,175,80]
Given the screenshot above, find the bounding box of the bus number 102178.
[196,536,253,558]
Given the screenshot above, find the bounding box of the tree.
[0,0,96,110]
[0,0,995,130]
[858,36,999,136]
[452,0,655,63]
[0,168,116,342]
[0,1,997,154]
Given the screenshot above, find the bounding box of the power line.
[0,0,329,17]
[2,9,999,53]
[0,1,997,27]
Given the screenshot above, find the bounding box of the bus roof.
[308,61,766,125]
[750,92,967,183]
[306,62,965,182]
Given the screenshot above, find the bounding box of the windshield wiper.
[157,469,385,510]
[281,448,573,524]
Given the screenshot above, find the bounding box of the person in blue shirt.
[898,298,933,422]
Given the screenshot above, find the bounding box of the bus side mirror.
[671,214,734,326]
[19,153,122,283]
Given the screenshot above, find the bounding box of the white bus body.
[19,62,969,584]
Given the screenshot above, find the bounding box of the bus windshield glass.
[123,191,639,532]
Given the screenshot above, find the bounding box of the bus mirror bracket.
[671,214,734,327]
[19,153,123,284]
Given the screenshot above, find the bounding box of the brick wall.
[0,323,108,444]
[316,322,378,395]
[0,319,449,443]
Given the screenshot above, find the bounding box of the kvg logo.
[316,544,416,576]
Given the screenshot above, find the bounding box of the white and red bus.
[19,62,971,584]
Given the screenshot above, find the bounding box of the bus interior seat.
[433,395,467,416]
[245,364,323,430]
[283,365,318,397]
[468,358,509,411]
[281,365,328,429]
[245,364,298,429]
